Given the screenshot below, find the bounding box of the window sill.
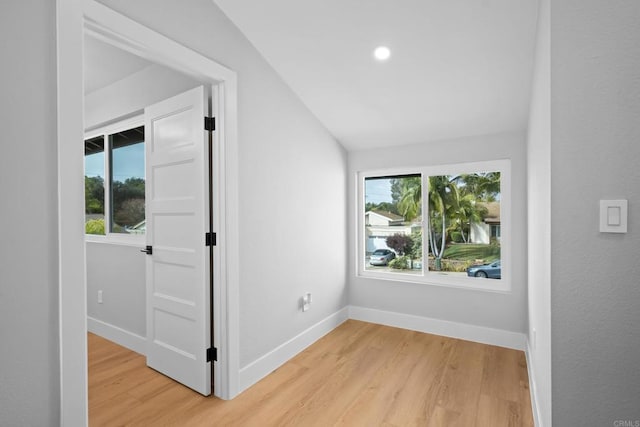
[85,233,145,247]
[356,269,511,294]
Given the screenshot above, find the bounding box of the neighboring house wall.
[470,222,490,244]
[100,0,348,372]
[0,1,60,425]
[349,132,527,333]
[551,0,640,425]
[365,225,413,253]
[365,211,412,252]
[366,211,396,226]
[366,235,388,253]
[470,202,501,244]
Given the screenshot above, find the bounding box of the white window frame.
[357,159,511,293]
[84,114,145,244]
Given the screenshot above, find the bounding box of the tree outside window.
[84,124,145,236]
[363,167,503,282]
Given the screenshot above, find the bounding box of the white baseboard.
[525,342,544,427]
[87,316,146,355]
[348,305,527,351]
[238,307,349,394]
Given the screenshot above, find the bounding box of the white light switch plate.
[600,200,628,233]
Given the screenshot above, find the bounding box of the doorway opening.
[58,1,240,423]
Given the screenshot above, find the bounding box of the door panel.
[144,86,211,396]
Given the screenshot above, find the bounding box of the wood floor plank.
[335,330,434,426]
[88,321,534,426]
[475,394,523,427]
[518,351,535,427]
[432,339,486,425]
[481,345,523,403]
[382,333,455,426]
[270,326,410,426]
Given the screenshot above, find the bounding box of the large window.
[359,160,510,291]
[84,120,145,237]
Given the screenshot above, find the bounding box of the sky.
[365,174,502,205]
[85,144,145,181]
[365,178,392,204]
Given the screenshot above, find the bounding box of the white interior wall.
[0,1,60,425]
[97,0,348,371]
[86,242,146,342]
[348,132,528,336]
[526,0,551,425]
[85,62,200,129]
[551,0,640,424]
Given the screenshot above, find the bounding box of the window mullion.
[104,133,112,236]
[422,173,428,276]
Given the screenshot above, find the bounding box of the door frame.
[57,1,240,423]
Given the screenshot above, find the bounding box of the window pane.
[84,135,105,235]
[109,126,145,234]
[364,175,423,274]
[427,172,501,279]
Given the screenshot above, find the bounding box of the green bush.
[389,256,411,270]
[85,218,105,235]
[441,259,475,272]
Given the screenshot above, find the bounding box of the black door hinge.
[204,116,216,132]
[205,232,216,247]
[206,347,217,362]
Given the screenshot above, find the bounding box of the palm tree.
[427,175,459,270]
[457,172,501,201]
[397,176,421,221]
[395,174,495,270]
[451,194,486,243]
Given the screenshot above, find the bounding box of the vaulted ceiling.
[213,0,540,151]
[84,1,541,151]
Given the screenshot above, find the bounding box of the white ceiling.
[84,36,153,95]
[214,0,540,151]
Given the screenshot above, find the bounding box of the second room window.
[84,121,146,238]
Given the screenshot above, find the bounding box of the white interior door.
[144,86,211,396]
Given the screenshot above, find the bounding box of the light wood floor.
[89,320,533,426]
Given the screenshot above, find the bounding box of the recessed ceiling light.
[373,46,391,61]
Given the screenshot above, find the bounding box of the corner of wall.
[87,317,146,355]
[237,307,349,394]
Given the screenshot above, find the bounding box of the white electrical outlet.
[302,293,312,312]
[98,290,103,304]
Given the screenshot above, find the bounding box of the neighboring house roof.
[478,202,501,224]
[366,210,406,226]
[370,210,404,221]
